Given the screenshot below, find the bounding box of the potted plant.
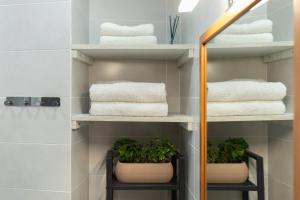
[113,138,176,183]
[207,138,249,183]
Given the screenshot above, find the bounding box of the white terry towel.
[208,101,286,116]
[100,36,157,46]
[211,33,274,44]
[90,82,167,103]
[208,80,287,102]
[222,19,273,35]
[90,102,168,117]
[100,23,154,36]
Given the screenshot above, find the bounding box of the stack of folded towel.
[100,23,158,45]
[207,79,287,116]
[89,82,168,117]
[212,19,274,44]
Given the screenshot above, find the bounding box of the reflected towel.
[100,36,158,45]
[90,102,168,117]
[208,80,287,102]
[211,33,274,44]
[222,19,273,35]
[100,23,154,36]
[208,101,286,116]
[90,82,167,103]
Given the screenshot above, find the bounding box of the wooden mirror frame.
[199,1,264,199]
[294,0,299,199]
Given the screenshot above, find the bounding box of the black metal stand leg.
[107,189,113,200]
[178,154,185,200]
[172,190,177,200]
[257,189,265,200]
[242,191,249,200]
[106,151,114,200]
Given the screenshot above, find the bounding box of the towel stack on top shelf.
[89,82,168,117]
[100,23,158,45]
[212,19,274,44]
[207,79,287,116]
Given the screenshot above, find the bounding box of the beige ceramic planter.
[207,162,249,183]
[115,161,174,183]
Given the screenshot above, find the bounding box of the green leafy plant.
[208,138,249,163]
[208,142,220,163]
[114,138,176,163]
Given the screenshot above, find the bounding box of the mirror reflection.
[207,1,294,200]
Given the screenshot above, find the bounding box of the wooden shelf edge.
[263,48,294,63]
[71,44,194,67]
[177,47,194,67]
[72,50,94,65]
[71,114,194,131]
[207,41,294,60]
[207,113,294,122]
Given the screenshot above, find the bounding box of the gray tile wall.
[0,1,71,200]
[71,1,90,199]
[180,1,228,200]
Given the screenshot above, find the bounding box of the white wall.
[0,0,71,200]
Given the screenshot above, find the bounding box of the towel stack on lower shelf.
[100,23,158,45]
[211,19,274,44]
[207,79,287,116]
[89,82,168,117]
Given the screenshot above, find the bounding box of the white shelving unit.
[72,114,194,131]
[72,44,194,67]
[208,41,294,62]
[208,113,294,122]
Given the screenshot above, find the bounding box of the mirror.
[206,1,294,200]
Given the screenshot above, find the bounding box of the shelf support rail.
[72,50,94,65]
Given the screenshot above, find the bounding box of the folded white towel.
[208,101,286,116]
[100,36,158,46]
[90,102,168,117]
[90,82,167,103]
[208,80,287,102]
[100,23,154,36]
[222,19,273,35]
[211,33,274,44]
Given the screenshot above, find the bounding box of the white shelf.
[72,44,194,67]
[208,41,294,62]
[72,113,194,131]
[208,113,294,122]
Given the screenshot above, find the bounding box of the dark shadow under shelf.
[208,180,258,191]
[112,177,179,190]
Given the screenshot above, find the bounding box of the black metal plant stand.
[106,150,185,200]
[208,150,265,200]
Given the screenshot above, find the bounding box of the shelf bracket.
[263,49,294,63]
[72,120,81,130]
[179,122,193,131]
[177,48,194,67]
[72,50,94,65]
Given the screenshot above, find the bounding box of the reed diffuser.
[169,15,180,44]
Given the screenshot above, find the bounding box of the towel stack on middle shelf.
[212,19,274,44]
[207,79,287,116]
[89,82,168,117]
[100,23,158,45]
